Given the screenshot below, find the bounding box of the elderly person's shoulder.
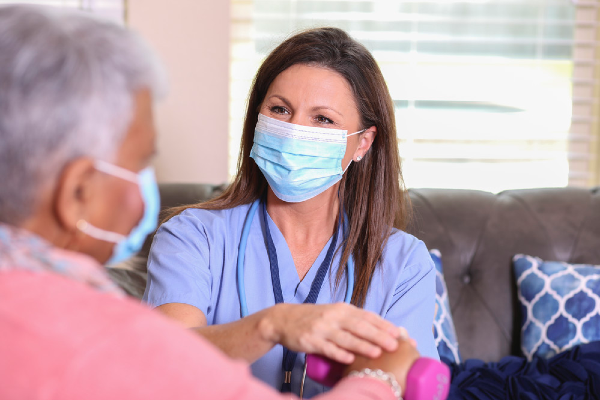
[0,260,253,400]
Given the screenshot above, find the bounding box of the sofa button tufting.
[462,274,471,284]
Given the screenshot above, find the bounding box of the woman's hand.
[260,303,407,364]
[344,337,420,391]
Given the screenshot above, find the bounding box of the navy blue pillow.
[430,250,461,365]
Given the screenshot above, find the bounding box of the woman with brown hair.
[144,27,438,398]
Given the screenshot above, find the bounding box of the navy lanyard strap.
[261,200,339,393]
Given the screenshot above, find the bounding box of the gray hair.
[0,5,166,224]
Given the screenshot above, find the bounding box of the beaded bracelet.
[347,368,403,400]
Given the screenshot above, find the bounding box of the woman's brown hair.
[168,27,411,307]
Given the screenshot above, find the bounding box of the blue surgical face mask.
[250,113,365,202]
[76,160,160,266]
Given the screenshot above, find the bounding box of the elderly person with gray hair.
[0,5,419,400]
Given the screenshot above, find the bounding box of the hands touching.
[260,302,410,364]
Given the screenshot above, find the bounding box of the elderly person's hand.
[344,336,420,392]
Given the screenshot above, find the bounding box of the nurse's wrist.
[256,304,285,345]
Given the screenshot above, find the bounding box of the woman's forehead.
[266,64,358,112]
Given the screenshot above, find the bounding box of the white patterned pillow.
[430,249,461,364]
[513,254,600,360]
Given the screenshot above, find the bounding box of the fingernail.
[398,327,408,339]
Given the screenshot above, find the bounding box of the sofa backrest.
[110,184,600,362]
[406,187,600,361]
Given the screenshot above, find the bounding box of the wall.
[128,0,230,184]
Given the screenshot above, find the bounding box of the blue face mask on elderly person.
[76,160,160,266]
[250,113,364,203]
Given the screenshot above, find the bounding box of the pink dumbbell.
[305,354,450,400]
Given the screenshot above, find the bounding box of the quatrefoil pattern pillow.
[430,249,461,365]
[513,254,600,360]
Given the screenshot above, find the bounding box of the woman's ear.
[354,125,377,161]
[52,157,97,231]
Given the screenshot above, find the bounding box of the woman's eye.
[316,115,334,124]
[270,106,289,115]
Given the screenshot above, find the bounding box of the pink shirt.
[0,224,395,400]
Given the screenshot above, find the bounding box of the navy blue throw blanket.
[444,342,600,400]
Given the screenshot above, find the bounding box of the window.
[231,0,600,192]
[0,0,126,24]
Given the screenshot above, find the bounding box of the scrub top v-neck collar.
[260,204,339,304]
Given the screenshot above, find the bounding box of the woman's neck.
[266,186,340,279]
[266,186,340,244]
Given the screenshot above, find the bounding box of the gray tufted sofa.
[109,184,600,363]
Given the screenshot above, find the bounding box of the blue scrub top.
[143,203,439,398]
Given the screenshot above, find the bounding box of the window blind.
[0,0,126,24]
[231,0,600,192]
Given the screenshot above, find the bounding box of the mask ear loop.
[94,160,139,184]
[343,128,366,172]
[76,219,126,244]
[75,160,140,247]
[347,128,366,137]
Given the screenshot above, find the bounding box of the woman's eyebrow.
[268,94,294,110]
[268,95,344,118]
[312,106,343,118]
